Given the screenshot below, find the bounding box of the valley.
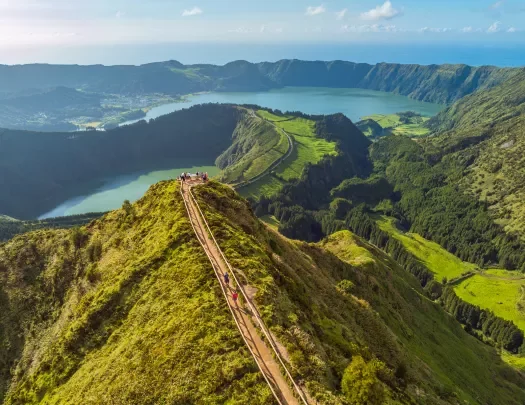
[2,59,525,404]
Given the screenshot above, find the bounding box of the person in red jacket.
[232,290,239,304]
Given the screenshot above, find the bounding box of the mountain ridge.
[0,59,518,104]
[3,180,525,404]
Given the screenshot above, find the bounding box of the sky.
[0,0,524,65]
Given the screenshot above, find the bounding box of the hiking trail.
[180,181,308,405]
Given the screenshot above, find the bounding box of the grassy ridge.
[239,110,337,199]
[217,110,287,185]
[0,181,272,404]
[194,181,525,404]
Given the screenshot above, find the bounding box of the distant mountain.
[0,87,100,113]
[0,60,518,104]
[1,180,524,404]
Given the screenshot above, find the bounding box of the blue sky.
[0,0,523,64]
[0,0,523,46]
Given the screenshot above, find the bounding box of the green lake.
[44,87,443,218]
[121,87,443,126]
[39,164,219,219]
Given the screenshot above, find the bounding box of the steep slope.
[426,68,525,239]
[2,180,525,404]
[216,110,288,185]
[193,182,525,404]
[0,60,518,104]
[0,181,273,404]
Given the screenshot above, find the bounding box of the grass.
[236,110,338,198]
[260,215,280,231]
[376,215,477,280]
[193,182,525,405]
[218,111,288,186]
[375,216,525,371]
[361,114,431,137]
[0,181,273,404]
[239,176,286,200]
[454,269,525,332]
[256,110,337,183]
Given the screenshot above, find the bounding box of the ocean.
[1,42,524,67]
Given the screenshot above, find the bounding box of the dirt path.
[234,110,294,190]
[180,181,303,405]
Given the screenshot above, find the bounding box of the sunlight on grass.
[256,110,337,186]
[376,215,476,279]
[362,113,430,137]
[454,271,525,332]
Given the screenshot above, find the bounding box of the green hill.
[1,180,525,404]
[425,68,525,240]
[0,60,518,104]
[0,105,365,220]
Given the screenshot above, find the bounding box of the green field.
[376,216,525,370]
[454,269,525,370]
[454,270,525,332]
[376,216,477,280]
[361,113,431,137]
[240,110,337,197]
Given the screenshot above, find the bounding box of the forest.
[0,104,240,219]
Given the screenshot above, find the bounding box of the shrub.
[341,356,386,405]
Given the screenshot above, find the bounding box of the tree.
[341,355,386,405]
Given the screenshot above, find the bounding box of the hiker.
[232,290,239,304]
[224,272,230,286]
[181,174,185,182]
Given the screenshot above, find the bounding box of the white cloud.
[360,1,400,21]
[306,5,326,16]
[419,27,452,33]
[336,8,347,20]
[507,27,517,32]
[115,11,125,19]
[461,26,483,33]
[487,21,501,32]
[182,7,203,17]
[341,24,400,33]
[491,0,504,9]
[260,25,266,33]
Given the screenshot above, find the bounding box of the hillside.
[425,68,525,240]
[2,181,525,404]
[0,105,369,221]
[0,104,239,219]
[0,60,518,105]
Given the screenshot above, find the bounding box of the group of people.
[223,272,239,303]
[179,171,209,183]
